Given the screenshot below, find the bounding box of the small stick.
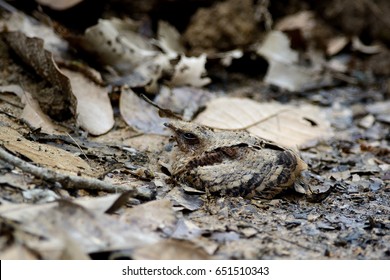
[140,94,182,120]
[0,146,151,197]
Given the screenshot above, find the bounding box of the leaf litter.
[0,0,389,260]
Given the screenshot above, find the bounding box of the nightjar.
[165,120,307,199]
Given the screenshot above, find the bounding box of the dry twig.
[0,146,153,198]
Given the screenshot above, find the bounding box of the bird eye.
[181,132,199,144]
[183,132,197,140]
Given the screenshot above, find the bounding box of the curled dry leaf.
[119,88,168,134]
[194,97,333,148]
[0,85,62,134]
[61,69,114,135]
[36,0,84,11]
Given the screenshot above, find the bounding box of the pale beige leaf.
[61,69,114,135]
[0,126,93,176]
[169,54,211,87]
[194,97,332,148]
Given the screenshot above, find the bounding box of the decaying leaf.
[194,97,333,148]
[0,126,93,176]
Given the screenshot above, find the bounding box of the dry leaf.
[0,85,62,134]
[119,88,168,134]
[194,97,332,148]
[79,18,158,73]
[0,126,93,176]
[0,199,159,256]
[61,69,114,135]
[1,12,68,57]
[257,31,332,91]
[4,32,77,119]
[169,54,211,87]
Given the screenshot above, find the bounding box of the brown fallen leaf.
[0,126,93,176]
[4,32,76,119]
[194,97,333,148]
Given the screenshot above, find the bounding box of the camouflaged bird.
[165,120,307,199]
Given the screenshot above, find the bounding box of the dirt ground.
[0,0,389,260]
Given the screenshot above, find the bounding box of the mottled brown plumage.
[165,120,307,199]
